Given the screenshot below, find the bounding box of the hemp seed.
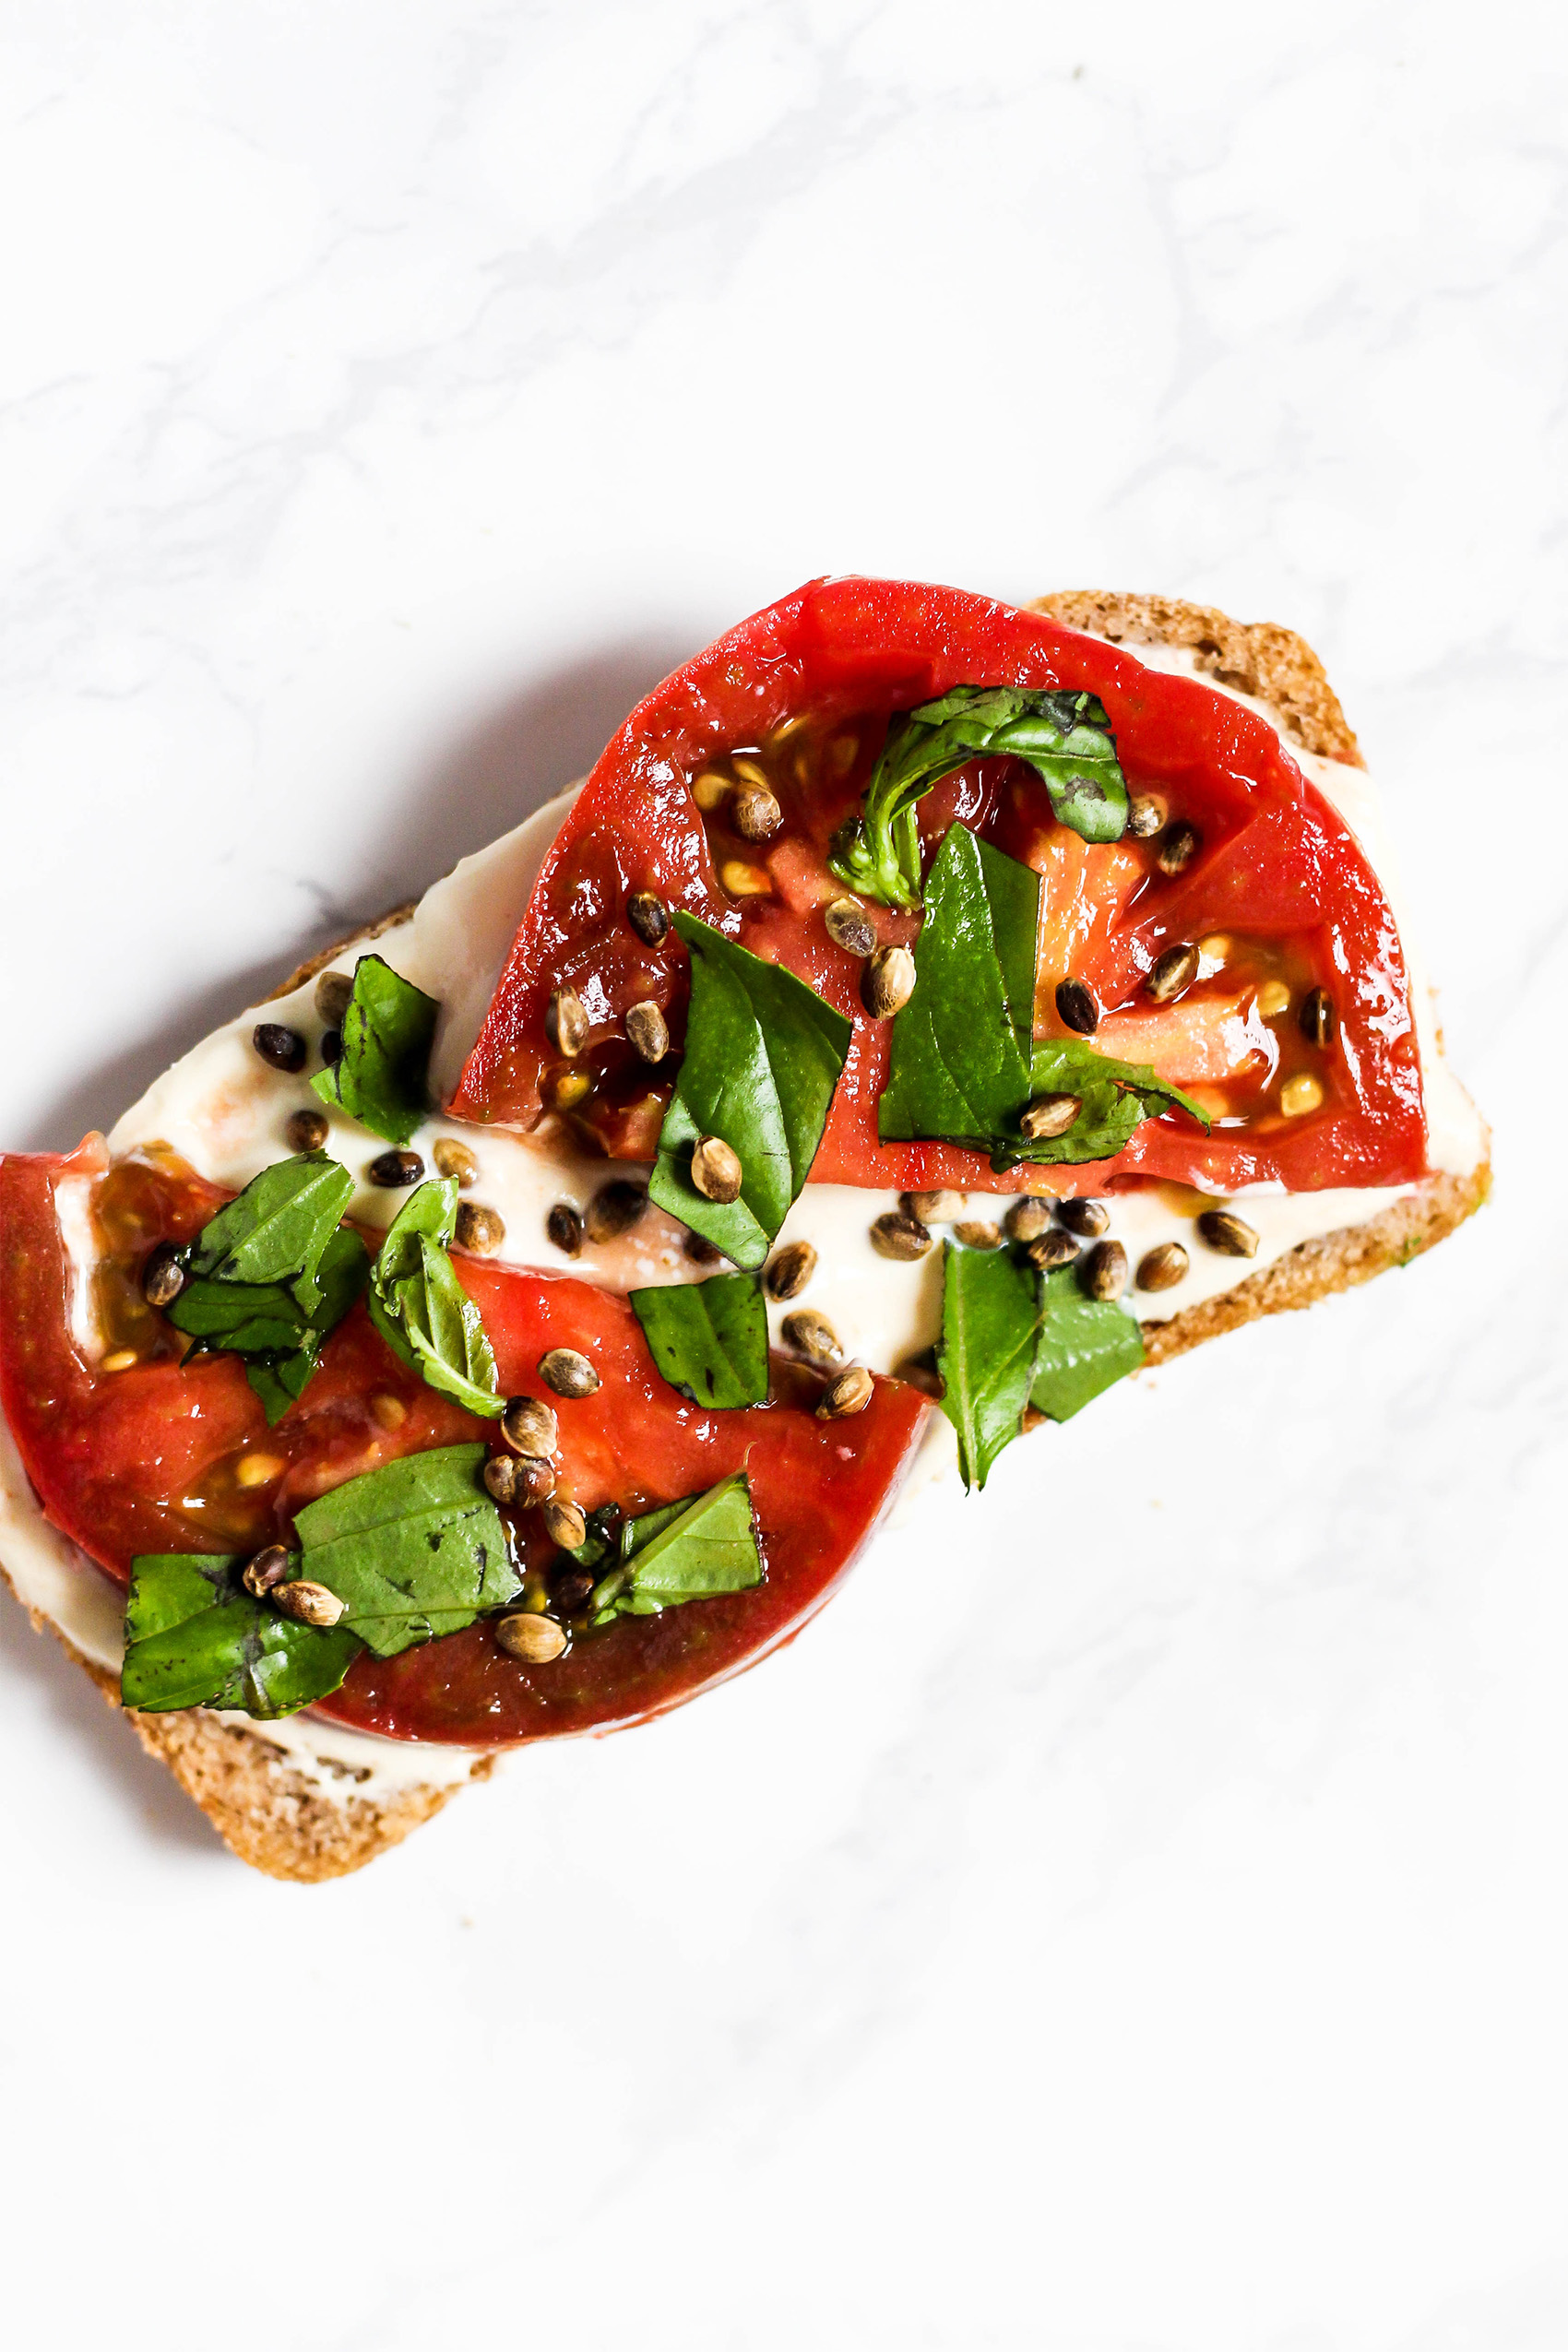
[765,1240,817,1301]
[253,1023,306,1074]
[546,985,589,1059]
[691,1135,742,1204]
[817,1366,873,1420]
[539,1348,600,1399]
[626,891,669,946]
[141,1241,186,1309]
[861,944,916,1018]
[495,1612,568,1664]
[1195,1208,1258,1258]
[502,1396,559,1456]
[271,1580,345,1629]
[1080,1239,1129,1301]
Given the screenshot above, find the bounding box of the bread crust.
[0,597,1484,1879]
[1138,1162,1489,1365]
[1033,589,1363,766]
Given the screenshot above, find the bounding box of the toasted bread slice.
[1030,592,1490,1362]
[0,597,1490,1879]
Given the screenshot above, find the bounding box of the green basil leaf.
[290,1442,518,1657]
[878,826,1210,1170]
[879,824,1039,1146]
[629,1273,768,1408]
[647,913,850,1272]
[617,1496,691,1559]
[187,1152,354,1288]
[366,1180,504,1418]
[993,1039,1211,1172]
[244,1347,321,1427]
[169,1215,369,1426]
[168,1222,369,1426]
[936,1239,1044,1492]
[244,1228,372,1425]
[594,1472,761,1620]
[167,1277,312,1356]
[1029,1266,1145,1421]
[310,953,439,1146]
[304,1222,374,1328]
[830,684,1128,908]
[120,1553,362,1718]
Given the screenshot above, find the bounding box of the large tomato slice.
[451,577,1427,1195]
[0,1144,926,1748]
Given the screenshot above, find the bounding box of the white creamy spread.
[0,643,1488,1798]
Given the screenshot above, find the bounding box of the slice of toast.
[0,597,1490,1880]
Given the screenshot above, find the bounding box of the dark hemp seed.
[1054,978,1099,1036]
[254,1022,306,1074]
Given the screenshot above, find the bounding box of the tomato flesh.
[452,577,1428,1196]
[0,1145,927,1748]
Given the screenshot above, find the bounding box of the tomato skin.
[451,577,1428,1195]
[319,1260,927,1746]
[0,1147,927,1749]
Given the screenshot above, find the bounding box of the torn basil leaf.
[878,825,1208,1170]
[289,1442,518,1657]
[936,1239,1044,1492]
[879,824,1039,1147]
[121,1552,362,1717]
[242,1226,371,1424]
[311,953,439,1146]
[999,1040,1209,1172]
[830,684,1128,909]
[186,1151,354,1290]
[647,913,850,1272]
[167,1169,370,1425]
[1029,1266,1145,1421]
[167,1277,315,1359]
[588,1472,761,1622]
[367,1179,504,1419]
[630,1273,768,1408]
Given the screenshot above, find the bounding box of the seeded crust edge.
[1031,589,1364,766]
[2,604,1484,1880]
[1136,1161,1490,1366]
[0,1562,482,1881]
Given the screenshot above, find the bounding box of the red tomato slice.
[0,1145,926,1749]
[451,577,1427,1196]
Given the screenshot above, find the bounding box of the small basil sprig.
[878,825,1208,1170]
[564,1473,762,1623]
[630,1273,768,1408]
[878,823,1037,1146]
[1029,1266,1144,1421]
[1004,1040,1208,1173]
[647,914,850,1271]
[288,1442,517,1654]
[121,1553,362,1717]
[367,1180,505,1418]
[121,1443,520,1716]
[164,1154,369,1425]
[937,1239,1045,1491]
[830,685,1128,909]
[935,1239,1146,1490]
[311,954,439,1146]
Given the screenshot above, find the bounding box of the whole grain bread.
[0,595,1488,1881]
[1034,589,1363,765]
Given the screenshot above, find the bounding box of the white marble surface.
[1,5,1563,2346]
